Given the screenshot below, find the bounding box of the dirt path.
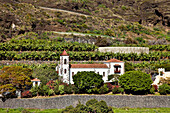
[40,6,90,17]
[52,31,116,39]
[40,6,124,20]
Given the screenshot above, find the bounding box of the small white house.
[56,50,125,84]
[152,68,170,86]
[31,78,41,87]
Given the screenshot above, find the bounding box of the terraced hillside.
[0,0,169,42]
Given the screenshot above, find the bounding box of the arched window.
[64,69,67,74]
[64,59,67,64]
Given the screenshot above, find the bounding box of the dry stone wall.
[0,95,170,109]
[97,47,149,54]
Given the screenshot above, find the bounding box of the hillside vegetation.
[0,0,169,42]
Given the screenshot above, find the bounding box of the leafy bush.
[119,71,153,95]
[149,87,155,94]
[112,87,124,94]
[59,85,65,95]
[159,84,170,95]
[64,84,73,94]
[73,71,103,93]
[98,84,109,94]
[72,86,79,94]
[62,99,114,113]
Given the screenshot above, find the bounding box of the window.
[114,64,121,74]
[64,69,67,74]
[72,72,74,76]
[103,72,105,77]
[60,69,62,74]
[64,59,67,64]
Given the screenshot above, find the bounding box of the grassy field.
[0,108,170,113]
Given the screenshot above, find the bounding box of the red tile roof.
[31,78,41,82]
[60,50,69,56]
[106,59,123,62]
[71,64,108,68]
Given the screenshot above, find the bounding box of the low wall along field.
[97,47,149,54]
[0,95,170,109]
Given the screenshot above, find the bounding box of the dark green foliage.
[73,71,104,93]
[0,39,97,51]
[32,68,58,85]
[125,62,135,71]
[62,99,114,113]
[0,51,169,61]
[98,84,109,94]
[112,87,124,94]
[72,86,80,94]
[119,71,153,95]
[159,84,170,95]
[64,84,73,94]
[149,86,155,94]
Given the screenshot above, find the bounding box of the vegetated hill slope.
[17,0,170,27]
[0,0,169,42]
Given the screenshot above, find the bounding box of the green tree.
[32,68,58,85]
[73,71,104,93]
[0,66,32,94]
[119,71,153,95]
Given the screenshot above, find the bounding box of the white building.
[56,50,125,84]
[152,68,170,86]
[31,78,41,87]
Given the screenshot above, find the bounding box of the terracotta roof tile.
[71,64,108,68]
[31,78,41,82]
[60,50,69,56]
[106,59,123,62]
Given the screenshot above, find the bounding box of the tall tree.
[0,66,32,94]
[119,71,153,95]
[73,71,104,93]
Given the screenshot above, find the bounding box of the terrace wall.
[97,47,149,54]
[0,95,170,109]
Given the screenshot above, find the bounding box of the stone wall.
[0,95,170,109]
[97,47,149,54]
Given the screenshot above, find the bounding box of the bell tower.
[59,50,70,83]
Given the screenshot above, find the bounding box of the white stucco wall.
[58,55,70,83]
[70,68,109,84]
[97,47,149,54]
[104,62,124,75]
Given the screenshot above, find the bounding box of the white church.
[56,50,125,84]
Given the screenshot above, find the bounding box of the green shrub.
[119,71,153,95]
[112,87,120,94]
[159,84,170,95]
[72,86,79,94]
[54,85,60,95]
[149,87,155,94]
[64,85,73,94]
[99,84,109,94]
[59,85,65,95]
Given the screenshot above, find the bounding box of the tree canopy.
[0,66,32,94]
[73,71,104,93]
[119,71,153,95]
[32,68,58,85]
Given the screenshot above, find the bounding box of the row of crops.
[1,39,169,51]
[0,51,169,61]
[0,39,97,51]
